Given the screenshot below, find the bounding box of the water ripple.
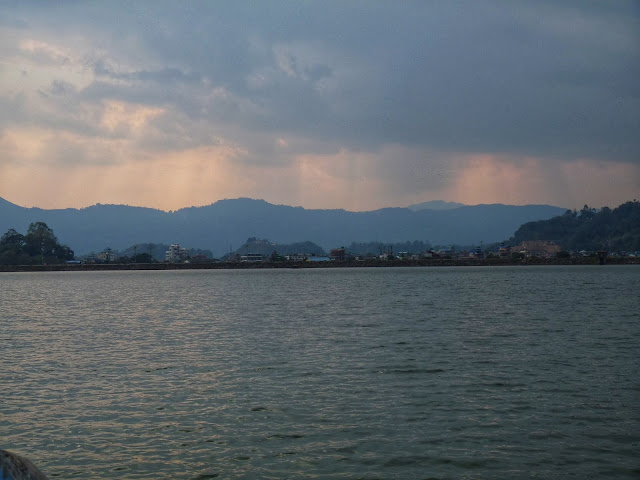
[1,266,639,479]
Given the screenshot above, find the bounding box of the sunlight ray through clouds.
[0,2,638,210]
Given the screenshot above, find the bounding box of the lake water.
[1,266,639,479]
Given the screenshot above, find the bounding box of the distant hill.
[408,200,465,211]
[230,238,326,258]
[510,201,640,252]
[0,196,566,257]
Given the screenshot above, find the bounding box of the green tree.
[24,222,58,257]
[1,222,76,264]
[580,205,596,220]
[133,253,154,263]
[510,201,640,252]
[1,228,25,248]
[0,228,28,265]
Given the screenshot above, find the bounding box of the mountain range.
[0,197,566,257]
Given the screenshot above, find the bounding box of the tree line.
[510,200,640,252]
[0,222,74,265]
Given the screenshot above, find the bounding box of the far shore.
[1,256,638,273]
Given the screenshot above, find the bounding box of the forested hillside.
[510,201,640,252]
[230,238,326,257]
[0,196,565,256]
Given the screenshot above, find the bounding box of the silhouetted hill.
[0,197,566,256]
[408,200,465,211]
[231,238,326,257]
[510,201,640,252]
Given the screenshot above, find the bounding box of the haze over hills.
[0,197,566,257]
[407,200,466,211]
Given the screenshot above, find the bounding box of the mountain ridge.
[0,196,566,256]
[408,200,466,211]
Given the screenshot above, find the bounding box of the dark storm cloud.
[3,1,639,164]
[124,1,640,162]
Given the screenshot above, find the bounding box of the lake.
[1,266,639,479]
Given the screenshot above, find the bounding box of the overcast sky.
[1,1,638,211]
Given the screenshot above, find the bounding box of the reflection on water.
[1,266,639,479]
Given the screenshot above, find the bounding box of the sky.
[0,1,638,212]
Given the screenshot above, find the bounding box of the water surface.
[1,266,639,479]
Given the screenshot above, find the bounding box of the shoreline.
[1,256,638,272]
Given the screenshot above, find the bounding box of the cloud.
[0,1,638,210]
[20,38,73,66]
[0,143,246,210]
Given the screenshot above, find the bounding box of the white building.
[97,248,117,263]
[240,253,263,262]
[165,244,189,263]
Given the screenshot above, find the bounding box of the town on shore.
[1,233,638,273]
[2,199,639,271]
